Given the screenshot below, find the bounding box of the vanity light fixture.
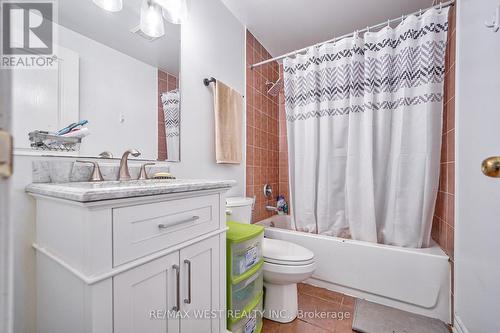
[92,0,123,12]
[157,0,189,24]
[140,0,165,38]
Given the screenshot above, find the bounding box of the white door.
[455,1,500,332]
[0,66,13,333]
[114,252,180,333]
[180,236,220,333]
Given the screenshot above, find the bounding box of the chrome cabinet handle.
[172,264,180,311]
[158,216,200,230]
[184,259,192,304]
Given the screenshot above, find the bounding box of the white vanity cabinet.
[29,185,232,333]
[114,236,221,333]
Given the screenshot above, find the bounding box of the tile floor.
[262,283,357,333]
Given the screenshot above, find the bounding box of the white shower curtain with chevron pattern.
[284,8,448,248]
[162,89,180,161]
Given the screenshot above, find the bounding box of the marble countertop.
[26,179,237,202]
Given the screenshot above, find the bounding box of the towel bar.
[203,77,245,98]
[203,77,216,86]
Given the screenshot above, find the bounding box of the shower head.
[266,77,283,97]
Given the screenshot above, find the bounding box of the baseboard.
[453,315,469,333]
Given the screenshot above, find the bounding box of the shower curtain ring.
[419,9,422,18]
[387,19,390,27]
[439,2,443,13]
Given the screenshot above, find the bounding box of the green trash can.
[226,221,264,280]
[228,260,264,313]
[226,221,265,332]
[227,292,264,333]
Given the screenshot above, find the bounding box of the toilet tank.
[226,197,254,224]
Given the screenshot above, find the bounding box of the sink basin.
[26,178,237,202]
[58,179,180,189]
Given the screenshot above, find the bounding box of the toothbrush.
[56,120,88,136]
[61,127,90,138]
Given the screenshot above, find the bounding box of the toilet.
[226,197,316,323]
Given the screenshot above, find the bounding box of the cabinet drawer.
[113,194,219,266]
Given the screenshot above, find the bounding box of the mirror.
[11,0,181,161]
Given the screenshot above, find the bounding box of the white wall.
[10,0,246,332]
[455,0,500,332]
[171,0,246,196]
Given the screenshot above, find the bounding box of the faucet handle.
[138,163,155,180]
[98,151,113,158]
[76,160,104,182]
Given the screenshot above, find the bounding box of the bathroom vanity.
[26,179,235,333]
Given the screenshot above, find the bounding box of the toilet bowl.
[225,197,316,324]
[262,238,316,323]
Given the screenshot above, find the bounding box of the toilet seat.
[264,257,315,266]
[263,238,315,266]
[263,261,316,276]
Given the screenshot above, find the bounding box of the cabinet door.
[114,252,180,333]
[180,236,221,333]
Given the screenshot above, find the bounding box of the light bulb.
[160,0,188,24]
[93,0,123,12]
[140,0,165,38]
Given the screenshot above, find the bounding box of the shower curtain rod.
[250,0,455,70]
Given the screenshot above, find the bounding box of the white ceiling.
[221,0,432,58]
[59,0,180,74]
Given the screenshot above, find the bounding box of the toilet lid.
[263,238,315,265]
[226,197,254,208]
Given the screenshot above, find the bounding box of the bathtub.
[257,215,451,323]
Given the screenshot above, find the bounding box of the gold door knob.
[481,156,500,177]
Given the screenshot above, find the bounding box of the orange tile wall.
[432,6,456,262]
[432,6,456,318]
[246,31,281,222]
[158,69,178,161]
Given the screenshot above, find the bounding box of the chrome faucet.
[265,205,278,212]
[118,149,141,181]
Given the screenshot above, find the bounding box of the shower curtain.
[161,89,180,161]
[284,8,448,248]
